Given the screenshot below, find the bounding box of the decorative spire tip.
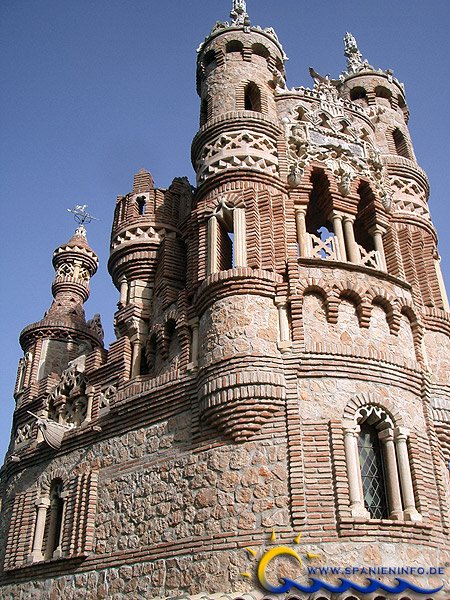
[230,0,250,26]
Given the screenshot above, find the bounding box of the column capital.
[36,497,51,509]
[343,421,360,436]
[274,295,288,307]
[328,209,346,220]
[394,426,410,440]
[368,223,387,236]
[294,205,307,215]
[342,213,356,224]
[378,428,395,443]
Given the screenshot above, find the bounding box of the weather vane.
[67,205,99,226]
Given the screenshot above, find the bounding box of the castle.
[1,1,450,598]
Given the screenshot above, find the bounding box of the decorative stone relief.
[87,313,104,342]
[14,423,33,448]
[110,225,163,250]
[46,363,88,427]
[98,384,117,416]
[196,130,278,183]
[389,176,430,219]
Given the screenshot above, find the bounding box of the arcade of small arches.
[348,81,409,122]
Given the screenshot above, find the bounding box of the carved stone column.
[342,215,360,264]
[187,317,199,371]
[295,207,308,258]
[329,211,347,261]
[84,386,95,423]
[233,207,247,267]
[369,224,387,271]
[119,277,128,307]
[394,427,422,521]
[130,341,142,378]
[72,261,81,279]
[28,497,50,563]
[343,423,370,518]
[52,491,68,559]
[434,255,450,312]
[275,296,291,351]
[207,216,219,275]
[378,428,403,520]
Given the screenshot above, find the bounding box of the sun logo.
[241,530,321,593]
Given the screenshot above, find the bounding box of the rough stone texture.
[199,294,279,367]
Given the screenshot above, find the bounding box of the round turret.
[17,225,103,394]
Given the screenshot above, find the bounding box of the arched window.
[139,346,149,376]
[44,479,64,560]
[344,405,422,522]
[203,49,216,69]
[358,423,388,519]
[165,319,181,370]
[207,199,247,274]
[136,195,146,215]
[244,82,262,112]
[252,43,270,62]
[398,94,408,120]
[392,128,411,159]
[146,334,159,377]
[375,85,392,108]
[200,98,208,127]
[226,40,243,55]
[350,86,368,105]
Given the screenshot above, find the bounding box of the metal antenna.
[67,205,99,226]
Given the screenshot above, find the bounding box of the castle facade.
[1,2,450,599]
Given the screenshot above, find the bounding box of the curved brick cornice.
[19,320,102,351]
[51,277,90,304]
[194,268,283,315]
[422,307,450,338]
[108,245,159,285]
[198,357,286,442]
[382,154,429,193]
[193,169,289,204]
[192,111,282,157]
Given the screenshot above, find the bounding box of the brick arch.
[236,79,268,114]
[343,392,405,427]
[398,301,424,363]
[301,285,330,322]
[366,287,398,334]
[39,468,69,495]
[332,282,368,327]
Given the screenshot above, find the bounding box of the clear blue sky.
[1,0,449,460]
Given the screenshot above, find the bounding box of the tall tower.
[1,2,450,598]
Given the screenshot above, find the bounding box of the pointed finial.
[343,32,371,74]
[230,0,250,26]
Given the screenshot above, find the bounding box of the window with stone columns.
[1,469,99,569]
[43,479,65,560]
[303,169,340,260]
[354,182,386,270]
[207,199,247,274]
[344,405,422,522]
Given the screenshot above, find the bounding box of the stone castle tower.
[1,2,450,598]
